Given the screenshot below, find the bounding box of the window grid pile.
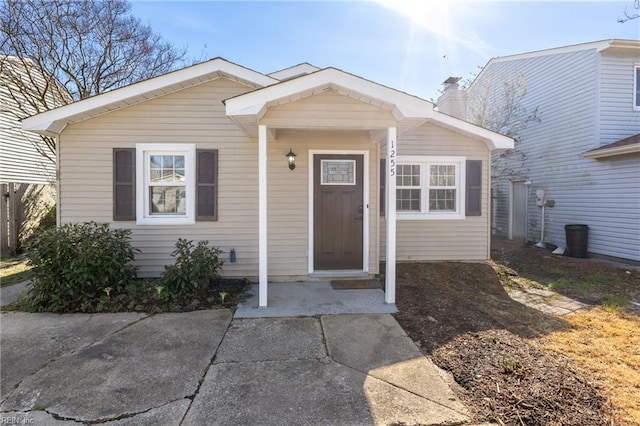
[396,164,421,211]
[149,154,186,215]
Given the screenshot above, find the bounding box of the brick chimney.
[436,76,468,120]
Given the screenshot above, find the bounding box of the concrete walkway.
[0,311,470,425]
[0,280,30,307]
[507,287,589,316]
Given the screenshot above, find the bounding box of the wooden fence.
[1,183,54,256]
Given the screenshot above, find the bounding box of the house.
[1,56,61,253]
[468,39,640,262]
[22,58,513,306]
[0,56,58,184]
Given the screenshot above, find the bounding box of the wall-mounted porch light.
[286,148,297,171]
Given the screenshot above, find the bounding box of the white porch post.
[258,124,268,307]
[385,127,397,304]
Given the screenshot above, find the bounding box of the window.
[395,156,466,219]
[136,144,196,225]
[635,65,640,110]
[114,145,217,223]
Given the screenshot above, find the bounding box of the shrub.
[161,239,224,299]
[25,222,138,311]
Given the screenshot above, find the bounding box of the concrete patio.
[235,281,397,318]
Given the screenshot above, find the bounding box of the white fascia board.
[581,144,640,159]
[22,58,278,135]
[431,111,514,151]
[489,40,612,65]
[225,68,433,120]
[268,63,321,80]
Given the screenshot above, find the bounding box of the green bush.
[25,222,138,311]
[161,239,224,299]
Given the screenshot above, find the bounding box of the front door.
[314,154,364,270]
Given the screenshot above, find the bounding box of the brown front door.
[314,154,364,270]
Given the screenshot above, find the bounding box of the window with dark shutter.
[113,148,136,221]
[466,160,482,216]
[196,149,218,221]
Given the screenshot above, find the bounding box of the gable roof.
[23,58,278,136]
[268,63,320,81]
[225,67,513,150]
[470,39,640,92]
[488,39,640,65]
[582,134,640,159]
[22,57,513,151]
[225,67,431,120]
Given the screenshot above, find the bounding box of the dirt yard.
[393,239,639,426]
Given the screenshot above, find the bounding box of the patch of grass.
[587,274,616,285]
[539,308,640,426]
[0,256,32,287]
[602,295,629,313]
[547,267,565,276]
[547,277,591,294]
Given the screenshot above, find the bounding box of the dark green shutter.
[113,148,136,221]
[466,160,482,216]
[196,149,218,221]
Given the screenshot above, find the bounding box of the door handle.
[355,216,363,221]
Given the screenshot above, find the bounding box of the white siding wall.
[380,124,491,261]
[472,47,640,261]
[0,97,56,184]
[599,53,640,145]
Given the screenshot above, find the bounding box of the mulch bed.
[432,330,610,425]
[392,241,617,425]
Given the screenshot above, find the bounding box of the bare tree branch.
[0,0,187,164]
[618,0,640,22]
[467,72,540,181]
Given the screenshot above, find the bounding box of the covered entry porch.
[226,69,433,307]
[224,69,430,308]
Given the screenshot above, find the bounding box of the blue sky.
[130,1,640,100]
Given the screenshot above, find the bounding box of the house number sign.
[389,139,396,177]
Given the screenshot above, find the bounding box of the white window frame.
[396,156,466,220]
[634,64,640,111]
[136,143,196,225]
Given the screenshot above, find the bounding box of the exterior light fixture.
[286,148,296,171]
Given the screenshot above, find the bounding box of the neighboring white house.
[468,39,640,262]
[22,58,513,306]
[0,56,58,184]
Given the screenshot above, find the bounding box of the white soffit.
[22,58,278,136]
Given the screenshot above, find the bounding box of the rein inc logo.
[0,417,35,425]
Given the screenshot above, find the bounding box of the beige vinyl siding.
[60,80,382,278]
[266,129,379,277]
[262,90,397,129]
[381,124,491,261]
[59,78,260,278]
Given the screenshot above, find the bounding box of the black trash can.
[565,224,589,258]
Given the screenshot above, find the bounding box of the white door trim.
[308,149,370,274]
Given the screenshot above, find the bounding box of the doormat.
[330,279,381,290]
